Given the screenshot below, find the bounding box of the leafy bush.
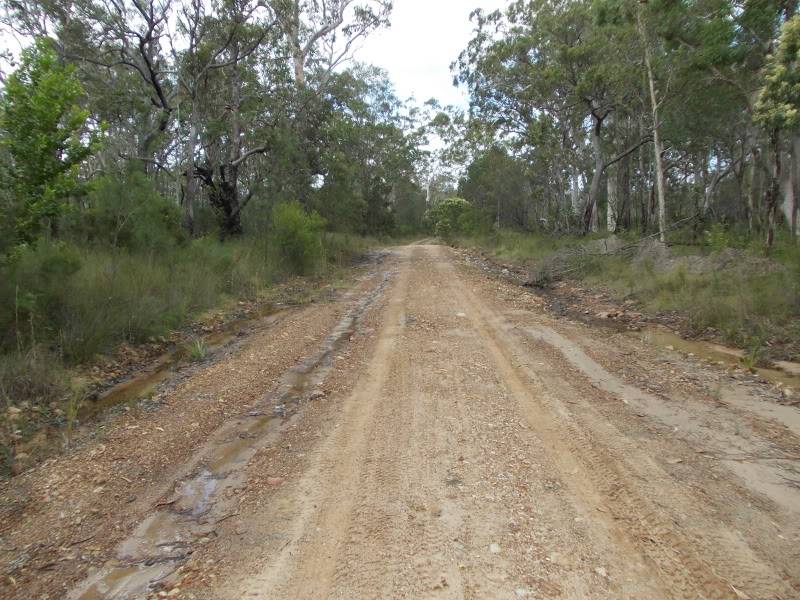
[0,38,98,249]
[425,197,476,240]
[270,201,326,275]
[67,173,184,252]
[704,223,733,253]
[0,238,270,362]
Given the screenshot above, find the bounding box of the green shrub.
[425,197,475,240]
[460,230,799,360]
[0,238,273,362]
[0,227,375,474]
[270,201,326,275]
[704,223,732,253]
[66,173,184,252]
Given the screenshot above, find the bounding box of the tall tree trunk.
[783,133,799,239]
[195,42,249,239]
[583,114,605,233]
[619,154,631,229]
[182,99,200,235]
[637,6,667,242]
[744,161,755,233]
[570,165,582,217]
[607,164,619,232]
[639,132,649,231]
[765,129,782,253]
[704,151,721,216]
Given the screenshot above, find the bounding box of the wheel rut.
[67,244,797,600]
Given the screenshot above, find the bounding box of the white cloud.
[352,0,509,107]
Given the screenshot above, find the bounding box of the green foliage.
[1,239,258,362]
[187,338,208,361]
[425,197,477,240]
[0,38,99,249]
[581,246,800,356]
[461,229,586,263]
[313,67,424,237]
[754,15,800,133]
[462,230,799,359]
[704,223,732,253]
[458,147,530,231]
[270,201,326,275]
[70,173,184,251]
[0,231,373,471]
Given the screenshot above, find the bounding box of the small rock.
[167,588,181,597]
[595,566,608,578]
[515,589,529,598]
[489,543,501,554]
[309,390,326,401]
[266,477,285,486]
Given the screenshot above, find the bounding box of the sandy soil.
[2,244,798,600]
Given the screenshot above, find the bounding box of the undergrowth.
[462,229,800,359]
[0,211,375,475]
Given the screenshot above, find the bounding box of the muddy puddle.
[632,326,800,390]
[70,271,394,600]
[80,306,284,421]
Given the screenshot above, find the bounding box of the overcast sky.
[0,1,510,103]
[352,0,509,107]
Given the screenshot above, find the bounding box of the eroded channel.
[70,270,395,600]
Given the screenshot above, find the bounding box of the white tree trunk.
[607,165,618,232]
[570,166,582,216]
[781,134,799,236]
[183,99,200,234]
[638,7,667,242]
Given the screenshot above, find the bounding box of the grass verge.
[0,231,376,475]
[458,230,800,361]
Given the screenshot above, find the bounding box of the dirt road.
[3,245,800,599]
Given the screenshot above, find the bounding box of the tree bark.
[619,154,631,229]
[583,113,605,233]
[783,133,800,239]
[607,164,619,232]
[765,129,782,253]
[182,99,201,235]
[639,132,649,231]
[570,165,582,218]
[638,6,667,242]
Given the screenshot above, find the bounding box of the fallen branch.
[67,534,96,547]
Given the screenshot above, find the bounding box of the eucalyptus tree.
[172,0,279,235]
[755,14,800,249]
[314,65,424,234]
[456,0,650,234]
[270,0,391,88]
[1,0,176,175]
[654,0,797,240]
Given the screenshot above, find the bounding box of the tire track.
[433,245,792,600]
[229,251,412,599]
